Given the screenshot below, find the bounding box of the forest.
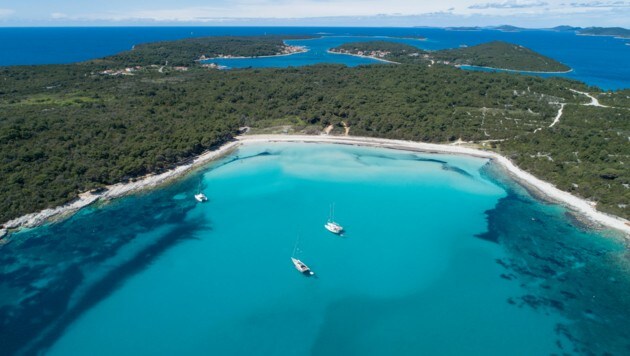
[331,40,571,72]
[0,36,628,223]
[94,35,311,67]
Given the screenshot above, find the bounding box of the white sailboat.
[194,193,208,202]
[195,179,208,202]
[324,203,344,235]
[291,236,314,276]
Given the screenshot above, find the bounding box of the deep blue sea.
[0,27,628,89]
[1,143,629,355]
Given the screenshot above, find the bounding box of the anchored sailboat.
[194,178,208,202]
[324,203,344,235]
[194,193,208,202]
[291,236,314,276]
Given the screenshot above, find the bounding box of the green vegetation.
[433,41,571,72]
[332,41,570,72]
[93,35,309,67]
[0,36,628,223]
[596,89,630,108]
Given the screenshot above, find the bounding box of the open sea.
[1,27,630,355]
[1,143,629,355]
[0,27,628,89]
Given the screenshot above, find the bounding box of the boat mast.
[292,235,300,257]
[331,203,335,222]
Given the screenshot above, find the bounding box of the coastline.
[1,141,240,233]
[2,134,629,237]
[457,64,574,74]
[238,135,630,236]
[200,44,308,61]
[326,50,400,64]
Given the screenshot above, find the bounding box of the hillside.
[434,41,571,72]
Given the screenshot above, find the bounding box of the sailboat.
[291,236,314,276]
[194,178,208,202]
[324,203,344,235]
[194,193,208,202]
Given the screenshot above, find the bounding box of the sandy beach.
[326,49,401,64]
[2,134,629,237]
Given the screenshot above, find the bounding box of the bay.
[3,143,628,355]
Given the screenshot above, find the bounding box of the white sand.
[3,135,629,237]
[239,135,630,236]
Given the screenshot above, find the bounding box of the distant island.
[0,35,628,227]
[95,35,311,67]
[329,40,571,72]
[443,25,630,39]
[575,27,630,39]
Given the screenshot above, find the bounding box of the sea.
[0,27,629,89]
[1,27,630,355]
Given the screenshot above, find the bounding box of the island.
[577,27,630,38]
[95,35,310,67]
[0,35,627,227]
[329,40,571,72]
[552,26,630,39]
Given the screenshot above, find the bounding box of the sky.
[0,0,628,27]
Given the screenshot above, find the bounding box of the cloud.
[47,1,460,21]
[567,1,630,7]
[469,1,548,9]
[0,8,15,18]
[51,12,68,19]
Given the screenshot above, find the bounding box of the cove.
[2,143,629,355]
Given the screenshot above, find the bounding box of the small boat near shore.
[194,193,208,202]
[291,257,314,275]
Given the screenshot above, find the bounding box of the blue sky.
[0,0,628,27]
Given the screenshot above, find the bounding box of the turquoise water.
[209,36,424,68]
[4,143,629,354]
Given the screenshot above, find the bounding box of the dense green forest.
[0,36,628,224]
[93,35,309,67]
[331,41,571,72]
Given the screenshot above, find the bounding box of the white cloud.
[469,1,548,9]
[0,8,15,18]
[4,1,627,26]
[567,1,630,7]
[51,12,68,19]
[51,1,462,21]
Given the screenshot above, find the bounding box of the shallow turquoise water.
[210,36,425,68]
[2,143,629,355]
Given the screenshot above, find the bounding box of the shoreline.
[326,50,400,64]
[2,134,629,237]
[1,141,240,234]
[457,64,574,74]
[200,43,308,61]
[237,135,630,236]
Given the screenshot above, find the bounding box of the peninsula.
[329,40,571,72]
